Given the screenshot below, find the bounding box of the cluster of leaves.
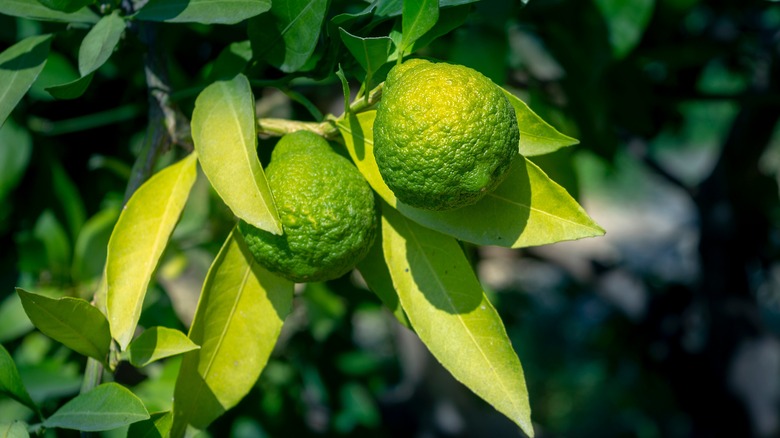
[0,0,604,437]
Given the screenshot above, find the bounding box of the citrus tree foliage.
[0,1,604,436]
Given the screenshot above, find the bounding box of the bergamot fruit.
[239,131,378,283]
[373,59,519,211]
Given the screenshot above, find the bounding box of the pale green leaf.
[594,0,655,59]
[134,0,270,24]
[0,421,29,438]
[0,344,38,415]
[171,229,293,437]
[339,28,392,77]
[502,88,579,156]
[248,0,328,73]
[381,206,533,436]
[192,75,282,235]
[43,382,150,431]
[356,231,411,329]
[127,411,173,438]
[106,152,198,350]
[78,10,125,76]
[127,327,199,368]
[36,0,92,13]
[0,0,98,23]
[16,288,111,363]
[400,0,438,56]
[336,111,604,248]
[0,34,52,128]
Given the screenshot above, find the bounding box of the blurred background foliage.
[2,0,780,436]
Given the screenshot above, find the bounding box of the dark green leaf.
[0,120,32,204]
[0,293,34,343]
[78,10,125,76]
[0,34,52,127]
[389,4,472,61]
[134,0,270,25]
[36,0,92,13]
[0,0,98,22]
[356,230,412,329]
[32,210,71,279]
[339,28,392,85]
[127,411,173,438]
[208,41,252,81]
[0,421,29,438]
[400,0,438,56]
[335,64,350,115]
[127,327,199,368]
[71,206,120,284]
[51,162,86,240]
[248,0,328,73]
[375,0,477,18]
[44,73,93,100]
[594,0,655,59]
[381,206,534,436]
[43,382,150,431]
[106,152,197,350]
[16,289,111,363]
[0,344,39,415]
[171,229,293,436]
[502,88,579,156]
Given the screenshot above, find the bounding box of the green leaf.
[0,421,29,438]
[339,28,392,79]
[51,161,86,240]
[400,0,438,56]
[248,0,329,73]
[192,75,282,235]
[594,0,655,59]
[0,293,34,343]
[44,73,93,100]
[16,288,111,363]
[36,0,92,13]
[0,119,32,204]
[356,230,412,329]
[388,4,471,62]
[32,211,71,280]
[0,344,39,415]
[208,41,252,81]
[78,10,125,76]
[43,382,150,431]
[381,206,534,436]
[0,34,52,128]
[171,229,293,436]
[134,0,270,24]
[336,111,604,248]
[127,327,200,368]
[502,88,579,156]
[127,411,173,438]
[0,0,99,23]
[71,206,120,284]
[106,152,198,350]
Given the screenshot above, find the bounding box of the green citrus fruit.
[239,131,378,283]
[373,59,519,211]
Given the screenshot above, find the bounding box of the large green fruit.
[239,131,378,282]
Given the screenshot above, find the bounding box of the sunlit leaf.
[0,344,39,415]
[106,152,198,350]
[127,327,199,368]
[43,383,150,431]
[400,0,438,56]
[594,0,655,59]
[0,34,52,128]
[192,75,282,235]
[0,421,29,438]
[171,229,293,437]
[127,411,173,438]
[248,0,328,73]
[381,206,534,436]
[337,111,604,248]
[134,0,270,24]
[502,88,579,156]
[36,0,92,13]
[16,289,111,364]
[0,0,98,23]
[78,10,125,76]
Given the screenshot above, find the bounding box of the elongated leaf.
[171,229,293,437]
[0,344,39,415]
[375,0,478,18]
[36,0,92,13]
[127,327,199,368]
[339,28,392,77]
[594,0,655,59]
[43,382,150,431]
[78,10,125,76]
[356,231,411,329]
[400,0,438,56]
[71,206,120,284]
[381,206,533,436]
[192,75,281,235]
[502,89,579,156]
[0,34,52,128]
[106,152,198,350]
[336,111,604,248]
[0,120,32,204]
[16,288,111,363]
[0,422,29,438]
[134,0,270,24]
[0,0,98,23]
[44,73,93,100]
[127,411,173,438]
[248,0,328,73]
